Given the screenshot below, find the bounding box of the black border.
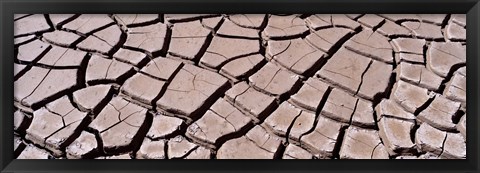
[1,0,479,173]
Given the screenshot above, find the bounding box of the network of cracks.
[13,14,466,159]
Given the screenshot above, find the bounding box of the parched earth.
[13,14,466,159]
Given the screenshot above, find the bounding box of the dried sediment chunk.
[124,23,169,56]
[356,60,393,101]
[73,84,113,112]
[88,97,148,152]
[350,99,376,128]
[147,113,184,140]
[14,63,28,79]
[167,136,199,159]
[306,14,361,30]
[249,62,302,98]
[415,123,446,155]
[446,22,466,41]
[14,35,36,46]
[120,73,167,108]
[217,136,273,159]
[114,14,160,27]
[25,96,88,157]
[306,27,353,52]
[263,102,302,137]
[49,14,77,28]
[169,20,211,60]
[391,38,425,54]
[42,30,81,47]
[219,54,265,82]
[376,20,412,37]
[103,154,132,159]
[156,64,228,120]
[14,110,32,134]
[427,42,466,78]
[200,36,260,69]
[62,14,114,35]
[77,25,123,54]
[320,88,375,127]
[17,145,52,159]
[391,80,434,113]
[375,99,416,121]
[66,131,99,159]
[136,138,166,159]
[402,21,444,40]
[85,55,135,84]
[288,110,316,142]
[14,67,78,109]
[217,125,282,159]
[216,20,259,38]
[263,15,309,39]
[224,82,276,123]
[357,14,385,28]
[320,88,357,123]
[396,62,443,91]
[290,78,330,112]
[113,48,148,67]
[444,72,466,105]
[418,152,440,159]
[267,38,326,75]
[283,144,313,159]
[228,14,266,29]
[451,14,466,27]
[300,116,345,158]
[316,48,371,94]
[417,95,461,131]
[36,46,87,67]
[456,114,466,139]
[187,98,252,148]
[201,16,223,30]
[140,58,183,81]
[344,29,394,63]
[378,117,416,155]
[184,146,211,159]
[440,133,466,159]
[339,126,389,159]
[14,14,51,36]
[16,39,51,63]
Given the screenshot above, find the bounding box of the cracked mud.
[14,14,466,159]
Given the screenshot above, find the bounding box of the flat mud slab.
[13,14,466,159]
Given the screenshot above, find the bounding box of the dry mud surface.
[14,14,466,159]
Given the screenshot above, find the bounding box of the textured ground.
[13,14,467,159]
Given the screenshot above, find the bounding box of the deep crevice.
[438,133,448,158]
[331,125,349,159]
[413,94,436,116]
[437,63,466,94]
[213,122,255,149]
[149,63,185,111]
[354,60,373,96]
[85,127,106,157]
[410,120,420,147]
[130,111,154,157]
[14,14,34,21]
[54,14,81,30]
[273,142,287,159]
[284,111,303,144]
[298,86,332,140]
